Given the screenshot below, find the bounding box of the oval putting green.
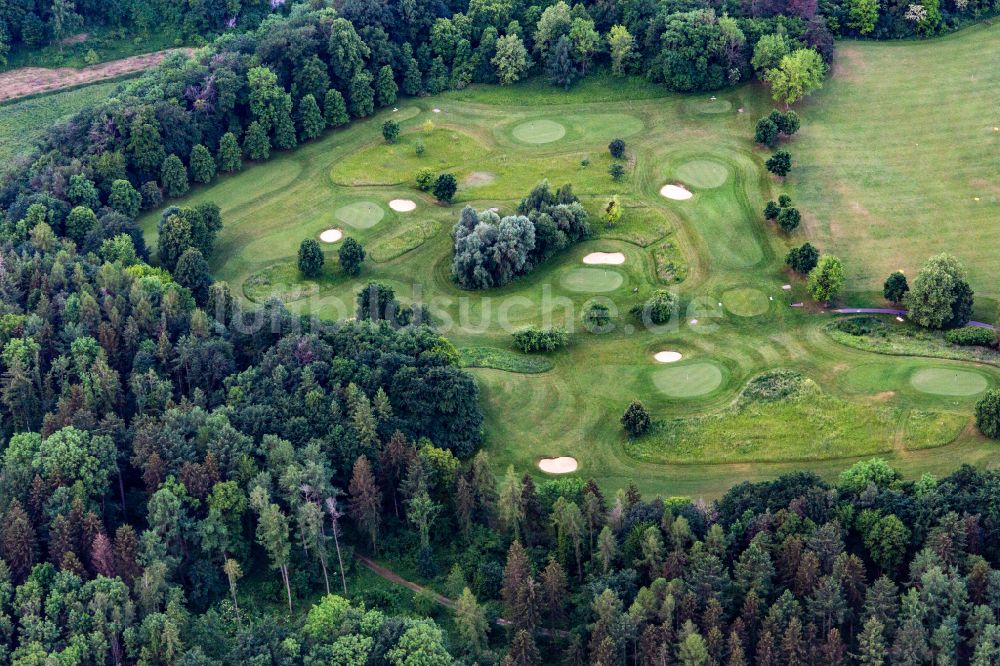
[675,159,729,189]
[910,367,988,396]
[652,362,725,398]
[559,268,624,292]
[722,288,770,317]
[512,119,566,144]
[335,201,385,228]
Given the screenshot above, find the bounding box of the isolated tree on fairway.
[583,303,612,332]
[764,200,781,220]
[160,154,189,197]
[434,173,458,203]
[376,65,398,107]
[297,94,325,141]
[905,253,973,329]
[174,248,212,304]
[338,237,366,276]
[609,163,626,181]
[766,150,792,177]
[785,242,819,274]
[883,271,909,304]
[298,239,325,278]
[243,121,270,161]
[324,89,349,127]
[547,35,578,90]
[218,132,242,172]
[382,120,400,144]
[766,49,826,106]
[493,34,532,85]
[109,179,141,218]
[415,168,435,191]
[773,110,801,135]
[602,196,622,228]
[622,401,651,437]
[756,116,780,146]
[808,254,845,304]
[976,390,1000,438]
[608,138,626,159]
[189,144,216,184]
[777,206,801,232]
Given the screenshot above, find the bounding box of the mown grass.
[133,28,1000,497]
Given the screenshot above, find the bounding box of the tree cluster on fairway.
[755,110,801,147]
[764,193,801,232]
[512,326,569,353]
[905,253,974,329]
[786,242,820,274]
[451,181,589,290]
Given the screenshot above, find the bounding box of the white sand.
[583,252,625,265]
[660,184,693,200]
[538,457,578,474]
[389,199,416,212]
[319,228,343,243]
[654,351,682,363]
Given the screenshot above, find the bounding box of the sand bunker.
[660,184,693,200]
[389,199,417,212]
[583,252,625,265]
[538,457,578,474]
[654,351,683,363]
[319,228,343,243]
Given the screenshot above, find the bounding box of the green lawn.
[139,25,1000,497]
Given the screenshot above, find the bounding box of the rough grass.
[458,347,554,374]
[826,317,1000,366]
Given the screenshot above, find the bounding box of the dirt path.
[355,554,456,609]
[0,48,194,103]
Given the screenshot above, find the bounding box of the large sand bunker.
[389,199,417,212]
[583,252,625,265]
[654,351,683,363]
[538,457,578,474]
[660,184,693,200]
[319,228,343,243]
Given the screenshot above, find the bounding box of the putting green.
[675,159,729,189]
[722,288,770,317]
[652,362,725,398]
[690,99,733,114]
[910,367,988,396]
[335,201,385,228]
[512,119,566,144]
[559,268,624,293]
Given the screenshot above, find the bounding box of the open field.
[794,21,1000,308]
[140,27,1000,498]
[0,80,123,164]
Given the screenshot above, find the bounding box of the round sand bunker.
[538,457,578,474]
[654,351,683,363]
[389,199,416,212]
[319,228,343,243]
[660,184,693,201]
[583,252,625,265]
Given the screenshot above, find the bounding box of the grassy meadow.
[138,25,1000,497]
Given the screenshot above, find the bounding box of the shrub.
[629,290,677,325]
[415,139,425,156]
[944,326,994,347]
[976,389,1000,438]
[608,138,626,159]
[621,401,650,437]
[297,239,325,278]
[583,303,612,332]
[415,168,435,191]
[608,163,626,181]
[832,316,887,336]
[511,327,569,353]
[739,369,805,403]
